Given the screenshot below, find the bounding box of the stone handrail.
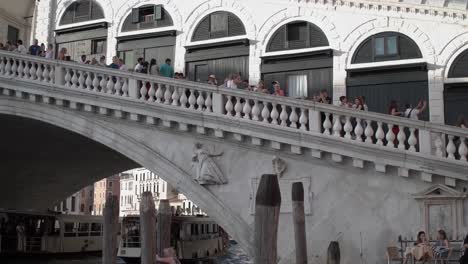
[0,50,467,165]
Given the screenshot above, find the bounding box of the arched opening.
[444,49,468,125]
[261,21,332,97]
[347,32,428,119]
[117,5,176,68]
[56,0,107,62]
[185,12,249,84]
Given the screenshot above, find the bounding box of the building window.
[59,0,105,25]
[373,35,398,57]
[210,13,228,34]
[92,39,106,54]
[109,181,112,187]
[7,25,19,44]
[287,22,306,42]
[71,197,76,212]
[192,11,246,42]
[287,74,308,98]
[80,204,85,212]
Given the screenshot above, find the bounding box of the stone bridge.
[1,50,467,263]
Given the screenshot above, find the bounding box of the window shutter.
[75,0,91,18]
[154,5,163,20]
[267,26,286,52]
[228,14,246,36]
[131,8,140,24]
[192,16,210,41]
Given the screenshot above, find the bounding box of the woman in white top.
[149,59,159,75]
[45,44,54,59]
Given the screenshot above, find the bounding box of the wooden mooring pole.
[140,192,157,264]
[327,241,341,264]
[157,199,172,257]
[102,195,119,264]
[254,174,281,264]
[292,182,307,264]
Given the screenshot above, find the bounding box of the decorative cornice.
[293,0,467,22]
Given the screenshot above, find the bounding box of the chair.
[433,247,452,264]
[387,246,404,264]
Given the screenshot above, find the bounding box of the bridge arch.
[0,97,254,256]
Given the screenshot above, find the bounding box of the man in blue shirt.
[159,58,174,78]
[108,56,120,69]
[29,39,41,56]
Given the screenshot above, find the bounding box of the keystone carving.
[272,156,286,178]
[192,143,227,185]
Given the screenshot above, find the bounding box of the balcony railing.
[0,50,467,165]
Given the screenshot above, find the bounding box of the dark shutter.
[266,21,329,52]
[448,49,468,78]
[7,26,19,44]
[131,8,140,23]
[154,5,163,20]
[353,40,373,64]
[90,1,105,20]
[192,16,210,41]
[399,35,422,59]
[228,14,246,36]
[309,24,329,47]
[74,0,91,18]
[444,85,468,125]
[59,3,76,25]
[267,26,286,52]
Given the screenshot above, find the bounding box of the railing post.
[54,65,65,86]
[212,92,224,114]
[128,78,139,99]
[419,129,432,155]
[308,108,322,133]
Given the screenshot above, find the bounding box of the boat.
[0,209,104,256]
[118,215,228,263]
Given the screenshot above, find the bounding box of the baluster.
[364,120,374,143]
[407,128,418,152]
[100,74,107,93]
[0,57,5,75]
[64,68,71,88]
[5,59,12,76]
[78,71,85,89]
[397,127,406,150]
[17,60,24,78]
[122,78,129,97]
[261,102,270,123]
[85,72,93,91]
[92,74,100,92]
[376,122,385,146]
[333,115,342,137]
[155,84,164,103]
[205,93,212,112]
[180,88,188,108]
[234,97,243,117]
[23,62,30,79]
[459,137,467,161]
[354,118,364,142]
[196,92,205,111]
[171,87,180,106]
[343,116,353,139]
[446,135,456,159]
[243,99,252,119]
[35,63,42,81]
[164,86,172,105]
[252,100,260,121]
[48,66,54,84]
[140,81,148,100]
[11,59,17,77]
[42,66,49,83]
[29,63,36,80]
[148,82,156,102]
[385,124,396,147]
[106,76,114,94]
[225,96,233,116]
[271,103,279,125]
[71,70,78,89]
[279,105,288,126]
[114,78,122,96]
[299,108,308,131]
[323,112,332,135]
[289,107,299,128]
[434,133,444,157]
[188,89,196,110]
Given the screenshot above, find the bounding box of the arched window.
[191,11,246,42]
[121,5,173,32]
[352,32,422,64]
[266,21,329,52]
[59,0,105,26]
[448,49,468,78]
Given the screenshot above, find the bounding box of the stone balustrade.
[0,50,467,178]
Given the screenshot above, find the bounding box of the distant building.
[92,175,120,216]
[53,185,94,215]
[119,172,137,216]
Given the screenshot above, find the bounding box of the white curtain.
[287,74,308,98]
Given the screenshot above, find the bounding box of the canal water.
[3,243,252,264]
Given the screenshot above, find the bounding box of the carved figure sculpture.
[272,156,286,177]
[192,143,227,185]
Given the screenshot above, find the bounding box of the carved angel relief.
[191,143,227,185]
[272,156,286,177]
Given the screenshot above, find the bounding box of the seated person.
[460,233,468,264]
[405,231,432,264]
[434,229,449,258]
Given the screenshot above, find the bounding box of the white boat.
[0,209,104,255]
[118,215,228,263]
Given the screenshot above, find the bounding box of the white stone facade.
[32,0,468,124]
